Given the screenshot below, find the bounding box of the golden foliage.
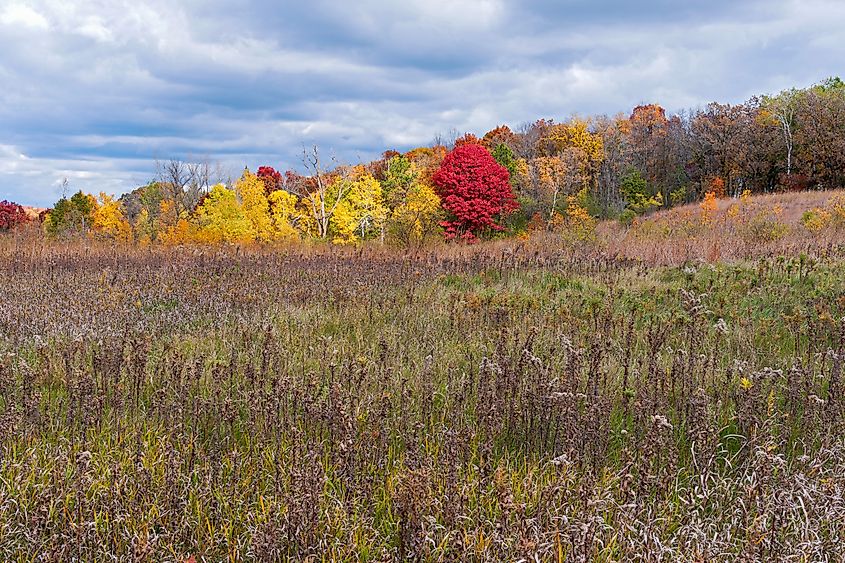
[700,191,719,223]
[133,208,154,245]
[330,168,387,245]
[549,190,596,241]
[388,182,442,247]
[709,177,727,199]
[92,193,132,242]
[531,156,570,202]
[542,119,605,165]
[235,171,273,241]
[801,194,845,232]
[158,198,180,230]
[194,184,254,244]
[268,189,301,241]
[158,219,198,246]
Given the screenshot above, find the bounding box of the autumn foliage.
[0,200,28,230]
[432,144,518,241]
[256,166,283,195]
[709,177,727,199]
[453,133,483,147]
[20,77,845,247]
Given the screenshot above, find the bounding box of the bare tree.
[288,145,349,239]
[431,128,461,150]
[155,159,191,215]
[187,156,225,196]
[445,128,461,149]
[156,157,225,214]
[187,160,209,196]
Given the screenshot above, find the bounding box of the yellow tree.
[133,208,154,245]
[405,145,447,187]
[158,198,181,233]
[514,157,530,191]
[156,197,197,244]
[235,170,273,241]
[549,190,597,241]
[158,218,198,245]
[92,193,132,242]
[268,189,301,241]
[194,184,254,243]
[329,167,387,244]
[388,181,442,248]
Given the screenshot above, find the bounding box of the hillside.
[598,189,845,264]
[628,189,843,225]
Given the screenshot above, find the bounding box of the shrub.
[699,191,719,223]
[550,190,596,241]
[740,208,789,243]
[619,208,637,226]
[670,186,688,206]
[620,169,662,215]
[802,209,832,232]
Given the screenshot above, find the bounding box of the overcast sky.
[1,0,843,206]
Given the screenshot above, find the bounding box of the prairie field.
[3,2,844,560]
[1,231,844,561]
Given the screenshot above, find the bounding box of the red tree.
[0,200,28,231]
[432,144,518,241]
[256,166,283,195]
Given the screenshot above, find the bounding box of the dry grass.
[0,235,844,560]
[599,189,845,265]
[654,189,842,225]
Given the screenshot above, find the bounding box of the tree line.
[3,77,842,244]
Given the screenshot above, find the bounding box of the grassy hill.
[596,189,845,264]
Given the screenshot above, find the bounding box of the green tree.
[619,169,662,217]
[44,191,97,236]
[381,155,417,210]
[491,143,519,186]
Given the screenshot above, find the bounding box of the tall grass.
[0,240,843,561]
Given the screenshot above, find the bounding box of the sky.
[1,0,844,207]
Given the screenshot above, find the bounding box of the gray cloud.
[0,0,843,206]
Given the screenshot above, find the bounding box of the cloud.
[0,0,843,206]
[0,3,49,29]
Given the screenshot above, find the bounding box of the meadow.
[1,225,844,561]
